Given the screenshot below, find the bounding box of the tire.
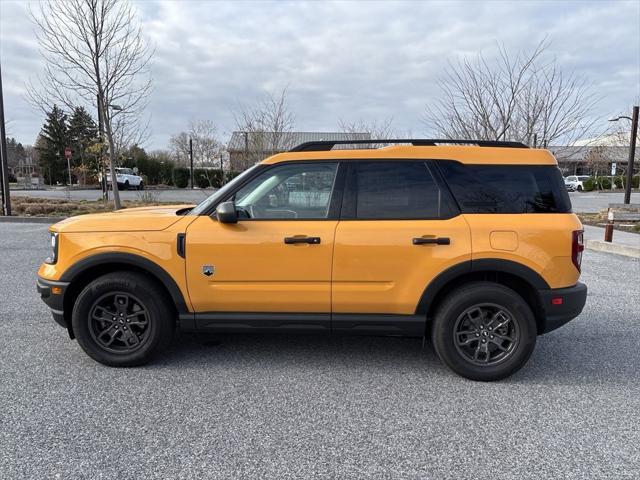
[137,182,144,190]
[72,271,175,367]
[124,180,130,190]
[431,282,537,381]
[577,185,583,191]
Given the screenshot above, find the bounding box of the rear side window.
[437,161,571,214]
[350,161,454,219]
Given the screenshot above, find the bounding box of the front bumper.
[36,276,70,329]
[537,282,588,334]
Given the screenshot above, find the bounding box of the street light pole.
[189,138,194,189]
[625,107,638,204]
[0,63,12,216]
[609,106,639,204]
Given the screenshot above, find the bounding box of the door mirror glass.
[216,201,238,224]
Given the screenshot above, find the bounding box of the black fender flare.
[415,259,549,315]
[60,252,189,314]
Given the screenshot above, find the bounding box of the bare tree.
[170,120,224,185]
[338,117,396,139]
[28,0,153,209]
[424,41,599,148]
[233,88,295,167]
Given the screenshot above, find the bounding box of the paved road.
[10,188,640,213]
[1,223,639,479]
[10,187,214,204]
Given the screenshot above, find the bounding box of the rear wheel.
[72,272,175,367]
[431,282,537,381]
[577,185,583,191]
[137,182,144,190]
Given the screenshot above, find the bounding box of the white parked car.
[564,175,589,192]
[103,167,144,190]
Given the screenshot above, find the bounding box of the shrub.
[634,175,639,189]
[583,177,596,192]
[194,169,210,189]
[600,177,612,190]
[8,173,17,183]
[225,171,241,183]
[614,176,625,189]
[173,167,189,188]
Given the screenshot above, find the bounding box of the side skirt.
[180,312,425,336]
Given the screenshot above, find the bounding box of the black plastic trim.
[189,312,330,333]
[59,252,189,314]
[415,259,550,315]
[537,282,587,334]
[185,312,426,336]
[37,276,69,328]
[289,139,529,152]
[177,233,186,258]
[332,314,425,336]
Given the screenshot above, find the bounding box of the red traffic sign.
[64,147,72,159]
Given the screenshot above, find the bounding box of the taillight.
[572,230,584,272]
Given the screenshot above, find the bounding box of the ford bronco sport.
[37,139,587,381]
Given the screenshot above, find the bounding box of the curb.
[0,216,66,224]
[586,240,640,259]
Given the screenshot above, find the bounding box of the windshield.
[188,165,260,215]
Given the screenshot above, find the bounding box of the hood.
[51,205,195,233]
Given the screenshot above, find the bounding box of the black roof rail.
[289,139,529,152]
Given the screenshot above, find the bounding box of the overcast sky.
[1,0,639,150]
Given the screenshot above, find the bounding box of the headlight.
[46,232,59,264]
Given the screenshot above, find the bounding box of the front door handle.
[284,236,321,245]
[413,237,450,245]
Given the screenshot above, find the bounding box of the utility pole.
[610,106,639,204]
[189,137,194,189]
[625,106,638,204]
[0,63,12,216]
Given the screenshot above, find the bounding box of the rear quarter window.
[437,161,571,214]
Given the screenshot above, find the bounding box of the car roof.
[262,145,558,166]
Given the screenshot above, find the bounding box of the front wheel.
[72,271,175,367]
[431,282,537,381]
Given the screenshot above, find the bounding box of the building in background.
[552,132,640,176]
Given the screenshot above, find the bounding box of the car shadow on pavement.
[142,327,637,385]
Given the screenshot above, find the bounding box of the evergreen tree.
[37,105,69,185]
[5,138,27,169]
[68,106,98,185]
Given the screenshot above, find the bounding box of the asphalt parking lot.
[10,188,640,213]
[1,222,639,479]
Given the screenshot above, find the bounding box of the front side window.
[233,162,338,219]
[352,162,446,219]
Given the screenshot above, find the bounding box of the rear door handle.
[412,237,450,245]
[284,236,321,245]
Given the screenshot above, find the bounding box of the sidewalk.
[583,224,640,258]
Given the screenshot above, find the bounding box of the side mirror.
[216,201,238,224]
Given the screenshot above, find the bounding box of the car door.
[331,160,472,332]
[184,161,342,328]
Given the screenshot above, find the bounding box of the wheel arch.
[60,253,189,337]
[416,259,549,334]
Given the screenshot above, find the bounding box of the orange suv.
[37,139,587,380]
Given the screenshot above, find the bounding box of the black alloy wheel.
[72,271,175,367]
[453,304,519,366]
[431,282,537,381]
[88,292,151,354]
